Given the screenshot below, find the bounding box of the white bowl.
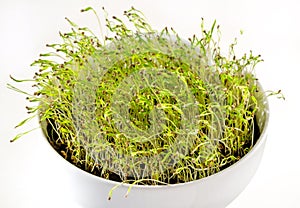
[43,84,269,208]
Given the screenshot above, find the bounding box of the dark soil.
[44,116,261,184]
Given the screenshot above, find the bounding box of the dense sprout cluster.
[10,7,266,185]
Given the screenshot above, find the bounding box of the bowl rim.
[42,82,270,190]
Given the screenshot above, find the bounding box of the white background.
[0,0,299,207]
